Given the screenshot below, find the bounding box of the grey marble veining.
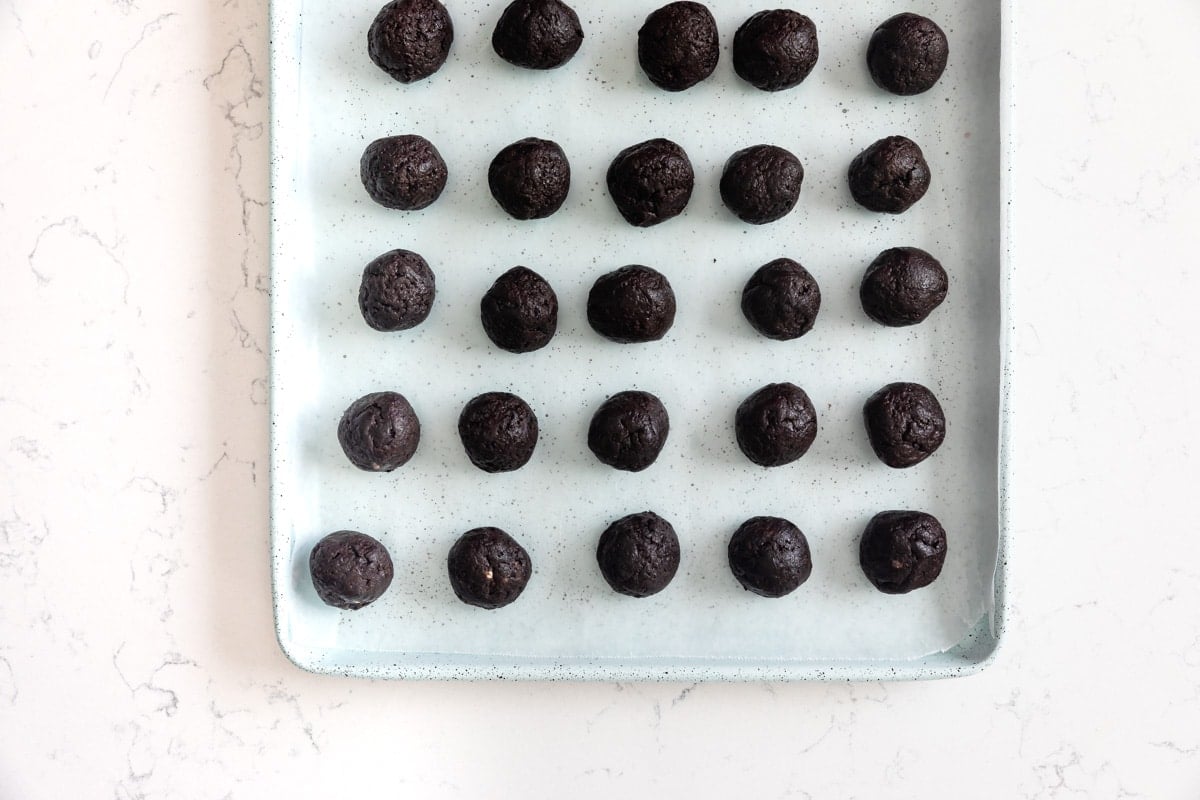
[0,0,1198,796]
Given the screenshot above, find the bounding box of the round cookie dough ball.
[860,510,948,593]
[720,144,804,224]
[606,139,695,227]
[728,516,812,598]
[863,382,946,468]
[867,13,949,96]
[860,247,948,327]
[358,249,436,331]
[596,511,681,598]
[360,134,448,211]
[368,0,454,83]
[492,0,584,70]
[458,392,539,473]
[741,258,822,340]
[848,136,930,214]
[309,531,395,610]
[735,382,818,467]
[337,391,421,472]
[488,138,571,220]
[587,265,677,344]
[480,266,559,353]
[638,1,720,91]
[733,9,819,92]
[447,527,532,609]
[588,390,670,472]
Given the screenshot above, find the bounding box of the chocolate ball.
[368,0,454,83]
[728,516,812,598]
[867,13,949,96]
[860,247,948,327]
[638,1,720,91]
[863,382,946,468]
[596,511,681,598]
[587,265,676,344]
[735,383,818,467]
[864,248,945,326]
[358,249,436,331]
[447,527,532,609]
[488,138,571,220]
[492,0,584,70]
[458,392,539,473]
[733,9,819,92]
[360,134,448,211]
[720,144,804,224]
[309,531,395,610]
[741,258,822,340]
[860,510,948,593]
[337,391,421,471]
[480,266,559,353]
[588,391,670,472]
[848,136,930,214]
[606,139,695,227]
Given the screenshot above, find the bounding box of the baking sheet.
[269,0,1009,680]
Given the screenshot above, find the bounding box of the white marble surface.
[0,0,1198,796]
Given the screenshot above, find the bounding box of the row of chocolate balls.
[358,249,949,349]
[308,508,949,613]
[337,380,947,479]
[371,0,949,97]
[361,133,933,224]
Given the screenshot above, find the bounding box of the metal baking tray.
[269,0,1011,680]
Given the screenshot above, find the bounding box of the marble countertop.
[1,0,1198,796]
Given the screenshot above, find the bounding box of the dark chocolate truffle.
[863,382,946,468]
[337,391,421,471]
[848,136,930,214]
[736,382,818,467]
[638,1,720,91]
[596,511,681,598]
[447,527,532,609]
[606,139,695,227]
[488,138,571,220]
[860,247,948,327]
[492,0,584,70]
[368,0,454,84]
[860,510,947,593]
[480,266,559,353]
[360,134,448,211]
[741,258,822,340]
[458,392,539,473]
[587,265,676,344]
[733,10,819,92]
[728,516,812,598]
[309,531,395,610]
[867,13,949,96]
[358,249,436,331]
[720,144,804,224]
[588,391,670,472]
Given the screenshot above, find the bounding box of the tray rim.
[267,0,1015,682]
